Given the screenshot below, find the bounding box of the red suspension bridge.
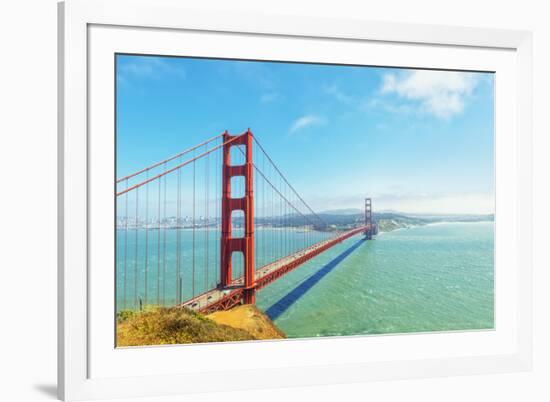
[116,129,377,314]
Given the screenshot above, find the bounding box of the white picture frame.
[58,0,533,400]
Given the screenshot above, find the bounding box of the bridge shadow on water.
[265,237,366,320]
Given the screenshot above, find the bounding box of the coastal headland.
[116,305,285,346]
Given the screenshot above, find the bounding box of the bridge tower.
[220,129,256,304]
[365,198,373,240]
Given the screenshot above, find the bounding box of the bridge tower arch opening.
[220,129,256,304]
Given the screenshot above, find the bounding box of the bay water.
[116,221,494,337]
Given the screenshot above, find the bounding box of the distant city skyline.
[116,55,495,215]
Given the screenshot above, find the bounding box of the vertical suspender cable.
[218,143,222,283]
[144,172,149,307]
[162,168,167,305]
[280,173,282,259]
[205,144,209,291]
[262,150,265,268]
[156,177,161,306]
[192,157,196,299]
[176,157,181,304]
[134,187,139,310]
[123,179,129,310]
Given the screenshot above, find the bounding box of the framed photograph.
[58,0,533,400]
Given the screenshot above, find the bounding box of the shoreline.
[378,219,494,234]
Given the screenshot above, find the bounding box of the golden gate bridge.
[116,129,377,314]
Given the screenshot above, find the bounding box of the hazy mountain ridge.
[141,210,494,233]
[315,211,494,232]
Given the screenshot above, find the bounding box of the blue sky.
[116,54,494,214]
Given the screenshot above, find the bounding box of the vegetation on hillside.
[116,305,285,347]
[116,306,255,346]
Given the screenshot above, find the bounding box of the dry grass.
[116,306,256,347]
[208,305,285,340]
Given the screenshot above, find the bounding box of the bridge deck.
[179,226,368,314]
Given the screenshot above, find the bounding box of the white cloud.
[118,57,186,82]
[289,115,326,133]
[324,84,352,103]
[380,70,478,118]
[361,98,414,115]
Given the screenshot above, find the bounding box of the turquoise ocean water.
[116,221,494,337]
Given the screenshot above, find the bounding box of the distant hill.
[319,208,363,215]
[315,211,493,232]
[405,213,495,222]
[247,210,493,233]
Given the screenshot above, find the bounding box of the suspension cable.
[116,132,223,183]
[117,135,243,196]
[252,135,328,228]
